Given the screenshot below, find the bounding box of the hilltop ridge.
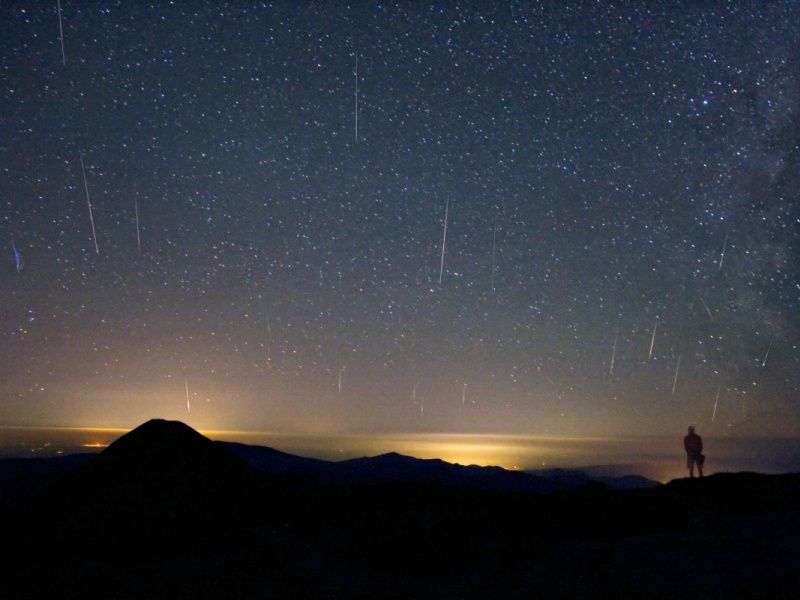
[2,420,798,598]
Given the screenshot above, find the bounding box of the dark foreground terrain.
[2,420,798,598]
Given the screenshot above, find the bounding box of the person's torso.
[684,434,701,453]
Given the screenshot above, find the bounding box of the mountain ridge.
[3,420,799,598]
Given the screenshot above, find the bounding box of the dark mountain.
[0,453,94,508]
[25,419,276,550]
[220,439,332,476]
[222,442,557,491]
[664,471,800,513]
[65,419,260,503]
[333,451,560,492]
[222,442,659,492]
[600,473,660,490]
[528,467,660,490]
[0,437,659,509]
[2,421,799,598]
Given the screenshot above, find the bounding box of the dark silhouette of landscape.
[2,419,799,598]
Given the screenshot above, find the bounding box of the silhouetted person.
[684,425,704,478]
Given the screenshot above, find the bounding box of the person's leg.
[698,463,703,478]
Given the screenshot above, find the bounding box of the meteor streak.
[12,241,22,272]
[80,156,99,255]
[490,220,497,293]
[610,328,619,375]
[134,198,141,252]
[648,321,657,359]
[762,341,772,368]
[718,234,728,271]
[438,199,449,285]
[354,54,358,143]
[699,296,714,320]
[672,355,681,395]
[57,0,66,65]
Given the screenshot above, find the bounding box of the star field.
[1,2,798,436]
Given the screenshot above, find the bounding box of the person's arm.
[699,437,703,453]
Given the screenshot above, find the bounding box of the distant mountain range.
[2,419,798,598]
[220,438,660,493]
[0,419,658,507]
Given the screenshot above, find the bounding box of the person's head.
[688,425,695,434]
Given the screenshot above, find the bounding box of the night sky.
[1,1,798,438]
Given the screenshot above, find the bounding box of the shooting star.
[711,384,721,423]
[80,156,99,255]
[718,234,728,271]
[413,384,424,416]
[672,355,682,395]
[648,321,657,359]
[490,220,497,293]
[698,295,714,320]
[134,198,141,252]
[462,383,467,405]
[185,379,191,414]
[609,328,619,375]
[438,199,449,285]
[354,54,358,143]
[57,0,66,65]
[12,241,22,272]
[338,368,344,394]
[761,341,772,368]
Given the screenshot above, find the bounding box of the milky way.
[1,2,798,436]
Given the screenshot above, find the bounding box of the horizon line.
[0,423,789,442]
